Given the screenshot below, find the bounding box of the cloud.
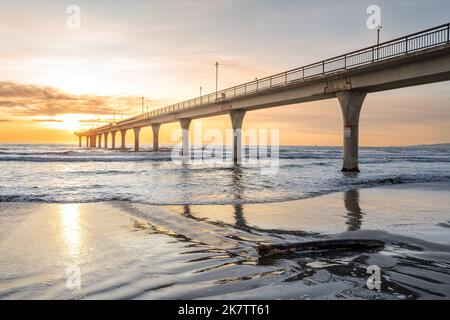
[31,119,63,123]
[0,82,155,117]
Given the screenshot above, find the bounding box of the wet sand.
[1,182,449,299]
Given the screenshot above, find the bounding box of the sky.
[0,0,449,146]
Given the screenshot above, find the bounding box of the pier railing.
[100,23,450,130]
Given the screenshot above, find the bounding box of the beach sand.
[1,182,449,299]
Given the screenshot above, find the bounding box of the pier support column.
[230,110,246,164]
[97,134,102,148]
[78,136,82,147]
[179,119,191,157]
[92,135,97,148]
[111,131,117,150]
[337,91,366,172]
[85,136,89,147]
[152,124,160,152]
[133,127,141,152]
[120,129,127,150]
[104,132,108,149]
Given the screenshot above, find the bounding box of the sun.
[60,114,80,131]
[34,114,93,132]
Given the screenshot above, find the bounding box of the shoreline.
[1,181,449,300]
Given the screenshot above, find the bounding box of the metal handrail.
[89,22,450,133]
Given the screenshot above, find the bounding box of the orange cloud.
[0,82,155,117]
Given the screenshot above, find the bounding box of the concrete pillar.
[104,132,108,148]
[92,135,97,148]
[152,124,161,152]
[111,131,117,150]
[179,119,191,157]
[337,91,366,172]
[133,127,141,152]
[97,134,102,148]
[78,136,82,147]
[85,136,89,147]
[230,110,246,164]
[120,129,127,150]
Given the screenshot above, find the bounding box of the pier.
[76,23,450,172]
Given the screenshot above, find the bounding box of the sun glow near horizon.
[34,114,95,132]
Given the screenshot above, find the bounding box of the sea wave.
[1,144,450,205]
[0,151,175,162]
[2,174,450,205]
[2,153,448,164]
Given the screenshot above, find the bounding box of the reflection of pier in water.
[178,165,366,237]
[230,168,365,235]
[344,189,364,231]
[231,165,248,231]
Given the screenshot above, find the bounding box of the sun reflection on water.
[60,204,83,259]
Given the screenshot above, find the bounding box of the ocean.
[1,143,450,204]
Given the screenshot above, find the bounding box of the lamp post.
[141,97,144,115]
[377,25,382,46]
[376,25,382,60]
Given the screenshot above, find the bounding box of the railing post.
[285,72,287,84]
[302,68,305,80]
[344,56,347,69]
[322,61,325,75]
[405,36,409,53]
[447,24,450,43]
